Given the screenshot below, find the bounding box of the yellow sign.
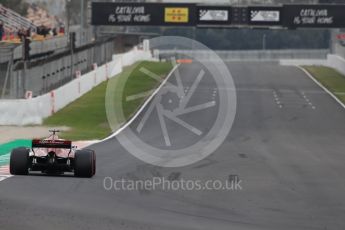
[165,8,189,23]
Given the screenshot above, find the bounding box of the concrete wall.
[331,29,345,59]
[0,47,154,125]
[327,54,345,76]
[280,54,345,76]
[333,42,345,58]
[158,49,329,61]
[279,59,327,66]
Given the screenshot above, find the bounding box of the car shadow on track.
[27,172,76,178]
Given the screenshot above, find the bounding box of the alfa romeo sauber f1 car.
[10,130,96,178]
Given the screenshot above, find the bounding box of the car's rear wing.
[32,139,72,149]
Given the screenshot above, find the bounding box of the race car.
[9,130,96,178]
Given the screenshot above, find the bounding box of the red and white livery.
[10,130,96,178]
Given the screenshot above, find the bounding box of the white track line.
[0,176,11,182]
[102,64,180,142]
[272,90,283,109]
[301,91,316,110]
[297,66,345,110]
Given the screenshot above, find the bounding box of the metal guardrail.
[14,36,69,59]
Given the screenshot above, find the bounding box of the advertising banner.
[283,5,345,28]
[248,7,282,26]
[197,6,231,26]
[92,2,196,26]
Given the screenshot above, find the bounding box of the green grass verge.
[303,66,345,104]
[44,61,173,140]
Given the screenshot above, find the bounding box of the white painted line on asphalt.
[102,64,181,142]
[180,69,205,109]
[272,90,283,108]
[0,175,12,182]
[301,91,316,109]
[212,89,217,100]
[297,66,345,110]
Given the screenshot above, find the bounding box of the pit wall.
[0,47,154,125]
[280,54,345,76]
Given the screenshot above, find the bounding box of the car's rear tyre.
[92,150,96,176]
[74,149,96,178]
[10,147,30,175]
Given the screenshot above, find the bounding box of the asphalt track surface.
[1,61,345,230]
